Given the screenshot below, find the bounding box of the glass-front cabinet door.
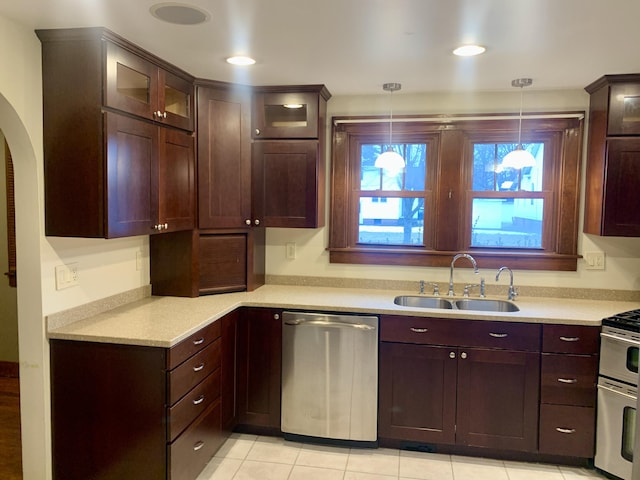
[253,91,320,139]
[159,69,194,131]
[608,83,640,135]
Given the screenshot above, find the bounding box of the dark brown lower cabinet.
[237,307,282,431]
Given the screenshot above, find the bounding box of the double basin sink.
[394,295,520,312]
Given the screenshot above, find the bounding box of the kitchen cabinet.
[584,74,640,236]
[237,307,282,433]
[379,315,540,453]
[37,27,196,238]
[50,320,226,480]
[252,85,331,228]
[538,324,599,458]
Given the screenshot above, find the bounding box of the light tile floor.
[196,434,608,480]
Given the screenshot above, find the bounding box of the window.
[330,114,584,271]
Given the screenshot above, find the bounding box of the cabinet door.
[221,310,239,432]
[158,128,195,232]
[601,138,640,236]
[105,112,158,237]
[608,83,640,135]
[160,69,194,131]
[237,308,282,430]
[253,91,319,138]
[199,234,247,294]
[197,85,252,228]
[253,140,324,228]
[456,348,539,452]
[379,342,457,444]
[105,42,159,121]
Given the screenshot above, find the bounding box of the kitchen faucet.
[448,253,479,296]
[496,266,518,301]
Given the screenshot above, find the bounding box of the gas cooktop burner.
[602,309,640,331]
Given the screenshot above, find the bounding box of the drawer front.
[459,321,541,352]
[168,339,221,405]
[541,354,598,407]
[168,369,221,442]
[539,404,595,457]
[169,399,224,480]
[380,315,465,345]
[168,321,221,370]
[542,325,600,354]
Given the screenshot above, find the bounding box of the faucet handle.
[429,282,440,296]
[463,284,479,297]
[509,286,519,301]
[419,280,425,294]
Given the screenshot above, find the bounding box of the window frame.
[329,114,584,271]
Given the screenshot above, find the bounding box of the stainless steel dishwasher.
[281,311,378,446]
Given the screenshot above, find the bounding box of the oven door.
[596,377,636,480]
[600,327,640,386]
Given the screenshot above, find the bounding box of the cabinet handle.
[557,378,578,384]
[489,333,508,338]
[410,327,428,333]
[193,338,205,346]
[193,441,205,451]
[559,336,579,342]
[449,352,456,359]
[555,427,576,434]
[193,395,205,405]
[193,363,205,372]
[460,352,467,359]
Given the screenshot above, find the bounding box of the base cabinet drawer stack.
[538,324,599,458]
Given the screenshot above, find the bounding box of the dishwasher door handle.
[284,319,375,330]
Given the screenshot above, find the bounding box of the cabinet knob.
[449,352,456,359]
[254,219,260,226]
[274,313,280,320]
[255,128,261,136]
[245,219,251,226]
[163,223,168,229]
[460,352,467,359]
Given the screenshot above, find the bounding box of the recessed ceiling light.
[453,45,486,57]
[226,56,256,66]
[150,3,210,25]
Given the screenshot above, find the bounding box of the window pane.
[471,198,543,248]
[358,197,424,245]
[360,143,426,191]
[472,143,544,192]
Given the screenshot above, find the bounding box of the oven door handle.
[600,332,640,346]
[597,383,637,400]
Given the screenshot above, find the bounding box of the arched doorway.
[0,94,50,480]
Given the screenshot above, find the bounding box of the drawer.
[168,321,221,370]
[459,321,541,352]
[167,369,221,442]
[541,354,597,407]
[542,325,600,354]
[539,404,595,457]
[168,339,221,405]
[169,399,224,480]
[380,315,465,345]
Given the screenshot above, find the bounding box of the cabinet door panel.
[158,127,195,232]
[105,112,157,237]
[199,234,247,294]
[160,69,194,131]
[253,91,319,138]
[456,348,539,452]
[608,83,640,135]
[602,138,640,235]
[197,86,252,228]
[379,342,456,444]
[542,324,600,354]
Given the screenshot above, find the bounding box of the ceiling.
[2,0,639,96]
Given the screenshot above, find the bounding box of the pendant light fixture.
[501,78,536,169]
[375,82,406,173]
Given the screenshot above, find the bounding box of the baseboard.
[0,361,19,378]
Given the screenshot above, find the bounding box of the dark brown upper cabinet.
[37,27,196,238]
[584,74,640,236]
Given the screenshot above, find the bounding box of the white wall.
[266,90,640,292]
[0,15,149,479]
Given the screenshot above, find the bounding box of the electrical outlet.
[55,263,79,290]
[584,252,605,270]
[286,242,296,260]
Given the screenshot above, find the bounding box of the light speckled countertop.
[46,285,640,348]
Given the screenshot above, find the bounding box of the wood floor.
[0,375,22,480]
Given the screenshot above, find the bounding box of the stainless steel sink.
[453,298,520,312]
[393,296,454,309]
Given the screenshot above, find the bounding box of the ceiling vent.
[150,3,210,25]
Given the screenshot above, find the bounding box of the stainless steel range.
[596,309,640,480]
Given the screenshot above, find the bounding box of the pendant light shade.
[375,83,405,172]
[501,78,536,169]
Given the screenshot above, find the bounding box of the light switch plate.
[584,252,605,270]
[55,263,79,289]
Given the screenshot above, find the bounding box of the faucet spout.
[448,253,479,296]
[496,266,517,301]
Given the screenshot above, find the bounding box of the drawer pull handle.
[193,395,205,405]
[556,427,576,434]
[193,441,205,451]
[193,338,205,346]
[557,378,578,384]
[489,333,508,338]
[193,363,205,372]
[559,336,579,342]
[410,328,428,333]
